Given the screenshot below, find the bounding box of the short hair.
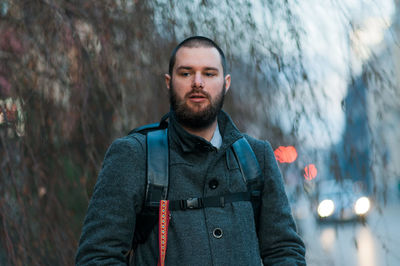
[168,36,227,76]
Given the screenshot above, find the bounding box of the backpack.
[127,113,263,258]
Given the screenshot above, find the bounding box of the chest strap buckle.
[180,197,203,210]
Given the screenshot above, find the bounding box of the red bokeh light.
[274,146,298,163]
[304,164,317,181]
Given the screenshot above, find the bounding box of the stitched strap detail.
[158,200,170,266]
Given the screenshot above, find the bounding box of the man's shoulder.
[126,129,148,142]
[106,131,147,156]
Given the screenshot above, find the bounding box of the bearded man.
[76,36,306,265]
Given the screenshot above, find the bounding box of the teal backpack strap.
[130,128,169,257]
[129,114,169,256]
[145,129,169,207]
[232,137,263,230]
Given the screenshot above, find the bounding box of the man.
[76,36,306,265]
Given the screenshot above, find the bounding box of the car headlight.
[318,199,335,218]
[354,196,370,215]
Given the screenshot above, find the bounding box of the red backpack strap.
[158,200,171,266]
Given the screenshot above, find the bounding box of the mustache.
[185,90,211,100]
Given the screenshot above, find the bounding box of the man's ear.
[224,74,231,93]
[165,74,171,90]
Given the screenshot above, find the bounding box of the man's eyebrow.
[176,66,220,72]
[176,66,193,71]
[204,67,219,72]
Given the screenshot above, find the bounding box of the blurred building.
[363,0,400,201]
[339,75,372,193]
[328,0,400,199]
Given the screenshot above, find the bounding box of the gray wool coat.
[75,111,306,266]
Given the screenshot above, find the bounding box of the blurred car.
[313,179,371,222]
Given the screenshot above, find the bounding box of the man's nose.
[192,72,204,88]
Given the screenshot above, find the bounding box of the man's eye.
[205,72,215,77]
[180,72,190,77]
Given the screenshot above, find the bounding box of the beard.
[169,82,226,130]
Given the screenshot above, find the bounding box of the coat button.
[209,179,219,189]
[212,228,223,239]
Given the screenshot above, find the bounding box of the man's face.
[165,47,231,129]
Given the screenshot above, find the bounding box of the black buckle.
[180,197,203,210]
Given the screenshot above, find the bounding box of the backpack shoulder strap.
[130,116,169,255]
[145,128,169,207]
[232,137,262,187]
[231,137,263,229]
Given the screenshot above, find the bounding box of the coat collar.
[168,110,243,153]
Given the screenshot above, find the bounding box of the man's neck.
[181,119,218,142]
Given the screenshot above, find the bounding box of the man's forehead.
[174,46,222,70]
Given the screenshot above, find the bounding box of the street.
[297,199,400,266]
